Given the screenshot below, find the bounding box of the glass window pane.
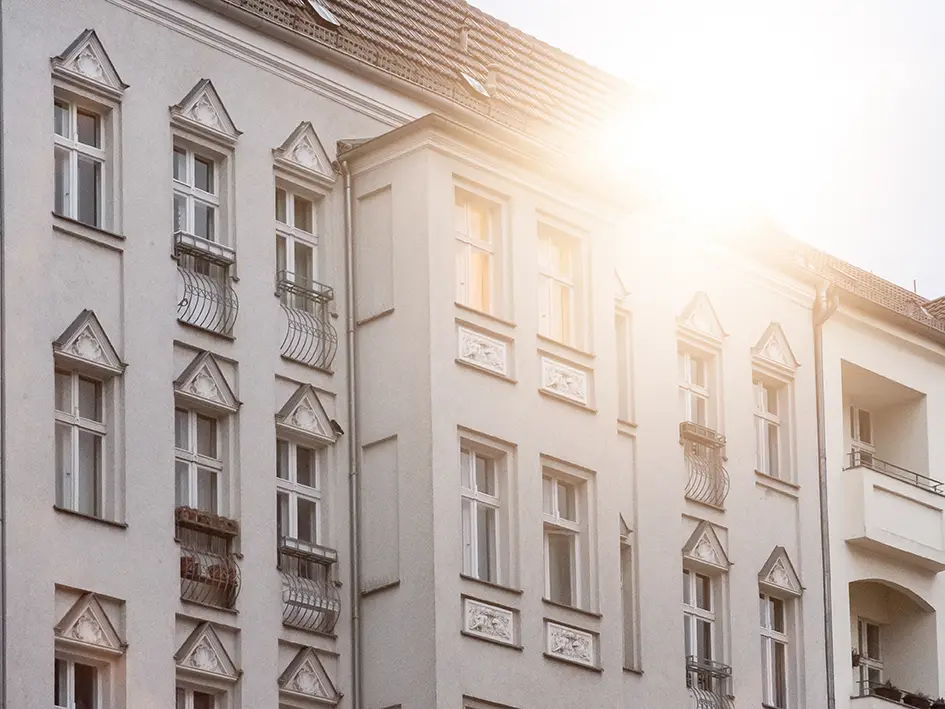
[696,574,711,611]
[76,110,100,148]
[276,439,290,480]
[759,594,767,627]
[294,195,313,232]
[77,431,101,516]
[276,235,287,275]
[773,641,787,707]
[54,101,71,138]
[55,147,71,217]
[468,203,485,241]
[173,193,187,233]
[693,395,707,426]
[557,481,576,521]
[454,198,466,233]
[54,658,67,707]
[277,491,289,540]
[460,449,472,489]
[276,188,288,223]
[683,570,692,605]
[296,445,316,488]
[771,597,785,633]
[548,533,573,605]
[767,422,780,477]
[175,409,189,450]
[78,377,102,422]
[193,691,215,709]
[176,688,186,709]
[475,455,495,495]
[194,156,213,193]
[196,467,217,513]
[456,240,467,303]
[55,371,73,413]
[469,249,491,312]
[542,476,553,515]
[766,384,779,415]
[76,156,101,226]
[294,241,314,282]
[690,356,705,387]
[74,662,97,709]
[297,496,318,543]
[461,497,473,575]
[858,409,872,444]
[697,618,712,661]
[56,423,74,508]
[175,461,189,507]
[866,623,880,659]
[193,201,214,241]
[477,504,496,582]
[196,415,216,458]
[173,148,187,182]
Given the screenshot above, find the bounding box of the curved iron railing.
[683,441,730,508]
[180,544,241,609]
[177,266,238,336]
[277,272,337,370]
[686,657,734,709]
[281,572,341,634]
[688,686,736,709]
[847,449,945,496]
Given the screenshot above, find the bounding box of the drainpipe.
[340,160,362,709]
[813,282,839,709]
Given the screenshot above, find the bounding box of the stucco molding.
[52,29,129,101]
[55,593,125,657]
[544,619,597,668]
[683,521,731,574]
[171,78,241,145]
[175,622,239,682]
[539,355,589,406]
[276,383,339,445]
[457,326,509,377]
[278,646,340,706]
[53,309,126,377]
[677,291,726,345]
[752,322,799,377]
[274,121,337,189]
[174,350,240,413]
[758,546,803,598]
[463,597,516,646]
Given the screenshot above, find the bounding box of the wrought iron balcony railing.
[681,423,730,508]
[679,421,727,449]
[847,449,945,496]
[175,233,238,337]
[686,656,734,709]
[176,507,240,610]
[175,230,236,266]
[276,271,338,370]
[278,537,340,634]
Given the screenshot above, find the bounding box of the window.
[54,658,97,709]
[276,439,322,545]
[276,185,320,313]
[856,618,883,692]
[175,408,221,513]
[455,188,497,314]
[615,311,632,422]
[683,569,715,674]
[679,349,710,426]
[851,406,874,463]
[55,369,105,517]
[542,473,582,606]
[538,225,578,345]
[176,687,216,709]
[754,379,782,478]
[461,448,500,583]
[174,146,219,243]
[620,539,636,668]
[54,99,105,227]
[760,593,788,708]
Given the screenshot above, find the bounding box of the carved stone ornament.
[289,400,320,433]
[458,327,507,376]
[547,622,594,666]
[183,637,225,674]
[759,548,802,596]
[693,534,721,566]
[68,608,108,646]
[189,93,224,132]
[53,30,128,98]
[171,79,240,142]
[286,659,329,698]
[70,46,107,83]
[464,599,513,643]
[766,559,793,590]
[188,368,224,403]
[753,323,798,372]
[292,136,319,169]
[68,327,107,364]
[679,292,725,341]
[540,357,588,405]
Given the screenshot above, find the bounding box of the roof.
[213,0,628,140]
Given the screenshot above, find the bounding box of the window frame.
[537,222,582,347]
[275,183,319,283]
[856,617,884,690]
[683,568,716,664]
[54,368,107,518]
[679,348,712,427]
[174,407,223,514]
[173,144,220,243]
[276,437,324,546]
[454,185,500,316]
[850,406,874,452]
[754,378,784,479]
[760,592,789,708]
[54,655,101,709]
[176,685,221,709]
[460,446,502,584]
[54,97,106,228]
[542,467,590,609]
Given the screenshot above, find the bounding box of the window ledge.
[542,651,603,673]
[52,213,125,251]
[456,358,517,383]
[460,574,524,596]
[537,333,595,361]
[279,354,333,376]
[454,302,516,330]
[684,495,726,514]
[617,420,638,438]
[541,597,602,620]
[623,666,643,675]
[282,622,337,641]
[755,470,801,498]
[538,388,598,414]
[53,505,127,529]
[461,630,524,651]
[178,319,237,342]
[181,597,238,615]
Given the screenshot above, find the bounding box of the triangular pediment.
[278,647,340,706]
[614,269,630,302]
[54,309,125,376]
[276,384,338,445]
[174,351,239,413]
[752,323,799,374]
[170,79,241,143]
[619,514,632,540]
[52,30,128,99]
[683,521,730,572]
[274,122,335,186]
[678,292,725,342]
[55,593,124,656]
[175,622,238,682]
[759,546,802,597]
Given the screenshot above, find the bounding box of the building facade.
[2,1,936,709]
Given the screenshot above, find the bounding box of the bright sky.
[472,0,945,297]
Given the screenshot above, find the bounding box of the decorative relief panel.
[545,620,596,667]
[457,326,509,376]
[540,356,589,405]
[463,598,515,646]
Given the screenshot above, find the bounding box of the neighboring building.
[2,2,933,709]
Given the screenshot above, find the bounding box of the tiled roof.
[216,0,628,140]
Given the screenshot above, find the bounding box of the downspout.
[0,3,7,705]
[813,282,839,709]
[341,160,362,709]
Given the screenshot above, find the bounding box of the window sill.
[755,470,800,498]
[684,495,726,514]
[617,420,638,437]
[460,574,524,596]
[181,597,238,615]
[541,597,602,620]
[538,388,597,414]
[53,505,127,529]
[456,358,517,383]
[543,651,603,673]
[537,333,595,361]
[461,629,524,651]
[623,665,643,675]
[454,302,516,329]
[282,622,337,641]
[52,213,125,251]
[279,354,333,376]
[177,319,236,342]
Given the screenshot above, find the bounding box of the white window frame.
[679,349,711,426]
[856,618,883,692]
[276,437,323,545]
[850,406,874,458]
[460,447,501,583]
[620,536,638,670]
[454,186,498,315]
[538,225,578,346]
[55,655,100,709]
[683,569,715,664]
[754,379,783,478]
[55,368,106,517]
[760,592,789,708]
[176,685,220,709]
[175,407,223,514]
[54,98,106,227]
[173,145,220,242]
[542,472,583,607]
[276,184,319,281]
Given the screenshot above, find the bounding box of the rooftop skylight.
[306,0,341,27]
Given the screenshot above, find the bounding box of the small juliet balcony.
[175,506,241,609]
[278,536,341,634]
[686,656,734,709]
[175,231,239,337]
[276,271,338,371]
[842,451,945,572]
[680,422,730,508]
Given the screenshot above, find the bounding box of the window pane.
[294,241,314,282]
[468,203,488,242]
[542,476,553,515]
[454,199,467,233]
[77,431,101,516]
[460,449,473,489]
[690,356,706,387]
[173,148,187,182]
[773,641,787,707]
[557,481,576,521]
[692,394,707,426]
[296,445,317,488]
[173,193,187,233]
[193,201,214,241]
[771,597,785,633]
[78,377,102,422]
[858,409,872,444]
[683,569,692,605]
[276,439,290,480]
[461,498,473,575]
[54,147,71,216]
[547,533,573,605]
[74,662,97,709]
[54,658,67,708]
[759,593,767,627]
[696,618,712,661]
[456,240,467,304]
[76,155,101,226]
[175,460,189,507]
[866,623,880,659]
[469,248,491,312]
[767,422,780,478]
[196,415,216,458]
[297,496,318,543]
[54,101,71,138]
[696,574,711,611]
[76,110,100,148]
[477,504,496,582]
[294,195,313,233]
[194,156,214,193]
[276,187,288,223]
[55,370,73,413]
[194,691,215,709]
[276,235,287,275]
[196,467,217,513]
[475,455,495,495]
[765,384,779,415]
[277,491,289,539]
[175,409,189,450]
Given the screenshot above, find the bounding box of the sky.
[471,0,945,297]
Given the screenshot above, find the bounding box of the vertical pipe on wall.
[814,282,839,709]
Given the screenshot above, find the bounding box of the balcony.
[176,507,241,609]
[680,423,730,508]
[842,451,945,572]
[686,656,734,709]
[276,271,338,370]
[278,536,341,634]
[175,231,238,337]
[854,679,944,708]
